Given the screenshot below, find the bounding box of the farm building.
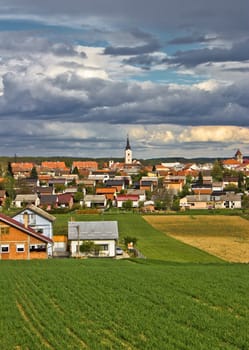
[68,221,118,257]
[12,204,55,257]
[0,212,53,260]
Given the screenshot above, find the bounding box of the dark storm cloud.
[168,34,216,45]
[123,54,163,70]
[103,29,161,56]
[2,0,249,38]
[165,38,249,67]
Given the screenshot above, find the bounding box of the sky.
[0,0,249,160]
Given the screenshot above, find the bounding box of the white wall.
[70,239,116,257]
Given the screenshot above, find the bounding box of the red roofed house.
[11,162,35,179]
[57,193,74,209]
[40,161,70,175]
[72,161,98,171]
[96,187,117,201]
[116,194,140,208]
[0,213,52,260]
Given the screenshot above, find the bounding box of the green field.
[2,213,249,349]
[1,259,249,350]
[53,213,222,263]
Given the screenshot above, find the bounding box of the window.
[36,228,44,234]
[30,244,46,252]
[16,244,25,253]
[0,226,10,234]
[98,244,109,251]
[1,245,9,253]
[29,214,36,225]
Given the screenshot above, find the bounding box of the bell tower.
[125,135,132,164]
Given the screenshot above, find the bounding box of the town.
[1,137,249,260]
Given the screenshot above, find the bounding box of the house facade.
[0,213,52,260]
[12,204,55,256]
[68,221,118,257]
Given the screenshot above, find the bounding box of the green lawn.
[1,259,249,350]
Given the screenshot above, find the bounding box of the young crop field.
[144,215,249,263]
[1,259,249,350]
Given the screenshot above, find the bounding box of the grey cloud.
[165,38,249,67]
[123,54,163,69]
[222,67,249,73]
[1,0,249,38]
[103,29,160,56]
[168,34,216,45]
[0,32,86,58]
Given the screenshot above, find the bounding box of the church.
[125,135,132,164]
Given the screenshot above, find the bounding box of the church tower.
[235,149,243,164]
[125,135,132,164]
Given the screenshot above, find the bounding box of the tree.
[79,241,100,256]
[30,166,38,179]
[123,236,137,247]
[238,172,244,192]
[197,171,203,185]
[242,194,249,209]
[171,197,180,211]
[74,191,84,203]
[122,200,133,210]
[6,162,13,178]
[72,167,79,175]
[211,160,223,181]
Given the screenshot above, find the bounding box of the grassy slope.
[54,212,222,263]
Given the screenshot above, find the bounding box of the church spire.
[126,135,131,150]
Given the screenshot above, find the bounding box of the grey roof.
[13,204,56,222]
[68,221,118,240]
[15,194,38,201]
[84,195,106,203]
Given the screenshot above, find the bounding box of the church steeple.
[126,135,131,150]
[125,135,132,164]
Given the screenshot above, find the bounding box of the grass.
[53,212,222,263]
[1,259,249,350]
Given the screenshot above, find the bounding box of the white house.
[14,194,40,208]
[84,195,107,208]
[12,204,55,256]
[68,221,119,257]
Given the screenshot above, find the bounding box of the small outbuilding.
[68,221,118,258]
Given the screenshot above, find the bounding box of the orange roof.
[223,159,240,165]
[193,189,212,195]
[38,174,52,180]
[41,161,67,169]
[11,162,34,170]
[0,177,4,183]
[72,161,98,169]
[96,188,116,194]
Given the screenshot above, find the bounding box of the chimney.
[23,212,29,228]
